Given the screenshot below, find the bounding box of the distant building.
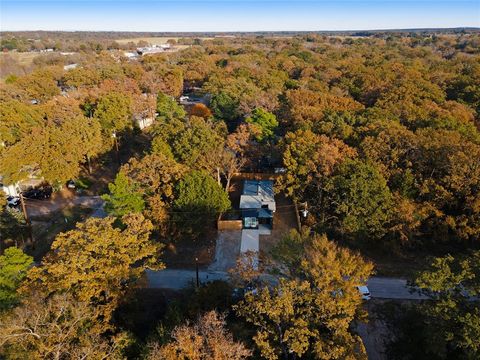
[239,180,275,229]
[63,63,78,71]
[136,44,171,56]
[135,116,155,130]
[123,51,138,59]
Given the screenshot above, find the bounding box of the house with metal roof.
[239,180,275,229]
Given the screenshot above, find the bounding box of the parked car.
[232,282,259,300]
[356,285,371,300]
[66,180,76,189]
[22,185,52,200]
[6,195,20,207]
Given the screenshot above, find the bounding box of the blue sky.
[1,1,479,32]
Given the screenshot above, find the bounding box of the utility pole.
[195,257,200,288]
[301,201,309,218]
[112,131,120,166]
[19,193,33,246]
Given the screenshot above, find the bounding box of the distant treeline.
[1,27,479,52]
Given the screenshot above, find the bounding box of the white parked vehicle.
[357,285,371,300]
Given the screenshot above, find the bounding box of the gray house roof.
[239,180,276,212]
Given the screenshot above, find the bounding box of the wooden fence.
[232,172,280,181]
[217,219,243,230]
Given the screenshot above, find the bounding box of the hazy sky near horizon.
[1,1,479,32]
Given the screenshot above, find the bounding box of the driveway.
[240,230,259,252]
[208,230,242,271]
[240,226,270,269]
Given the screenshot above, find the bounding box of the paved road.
[146,269,228,289]
[367,277,427,300]
[91,201,107,218]
[146,270,427,300]
[26,195,104,218]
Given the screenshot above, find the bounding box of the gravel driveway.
[208,230,242,271]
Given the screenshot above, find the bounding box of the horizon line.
[2,26,479,33]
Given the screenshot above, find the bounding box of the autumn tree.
[0,116,101,184]
[0,293,126,360]
[280,128,358,237]
[281,89,364,131]
[0,247,33,310]
[14,68,61,103]
[63,66,102,88]
[94,91,133,133]
[0,100,43,146]
[228,250,263,288]
[121,153,186,229]
[235,230,373,360]
[411,129,480,243]
[23,214,163,326]
[189,103,212,119]
[148,311,251,360]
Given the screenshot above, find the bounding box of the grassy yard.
[161,226,217,270]
[260,193,299,255]
[0,51,38,67]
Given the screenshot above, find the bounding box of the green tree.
[413,251,480,358]
[174,171,230,238]
[210,92,239,124]
[245,108,278,142]
[326,159,393,239]
[151,137,175,159]
[175,171,230,216]
[0,247,33,310]
[102,172,145,217]
[0,203,28,247]
[172,116,225,171]
[156,92,186,122]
